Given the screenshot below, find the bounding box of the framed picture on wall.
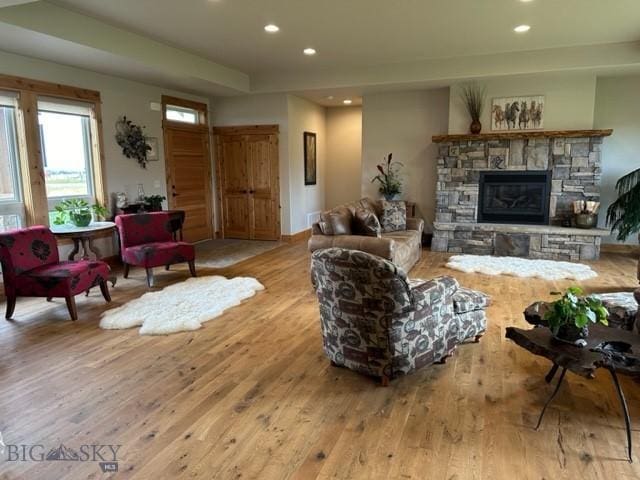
[491,95,545,131]
[304,131,317,185]
[146,137,159,161]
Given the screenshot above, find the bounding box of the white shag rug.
[446,254,598,281]
[100,276,264,335]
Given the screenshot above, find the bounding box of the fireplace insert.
[478,171,551,225]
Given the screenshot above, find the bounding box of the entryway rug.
[445,254,598,281]
[100,276,264,335]
[195,239,283,268]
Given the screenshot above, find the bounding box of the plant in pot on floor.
[544,286,609,346]
[53,199,108,227]
[607,167,640,242]
[371,153,403,201]
[143,195,166,212]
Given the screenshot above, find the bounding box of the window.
[0,74,106,227]
[162,96,207,128]
[165,104,199,124]
[38,98,95,209]
[0,91,24,232]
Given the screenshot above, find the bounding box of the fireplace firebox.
[478,171,551,225]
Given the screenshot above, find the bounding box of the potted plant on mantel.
[460,83,486,134]
[371,153,403,201]
[544,286,609,346]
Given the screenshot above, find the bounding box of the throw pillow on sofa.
[353,207,382,237]
[380,199,407,232]
[319,207,353,235]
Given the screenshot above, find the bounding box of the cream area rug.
[195,239,283,268]
[446,254,598,281]
[100,276,264,335]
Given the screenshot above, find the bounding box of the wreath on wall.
[115,116,152,169]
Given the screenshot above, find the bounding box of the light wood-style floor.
[1,244,639,479]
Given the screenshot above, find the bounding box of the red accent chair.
[115,212,196,287]
[0,226,111,320]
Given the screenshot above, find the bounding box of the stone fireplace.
[431,130,612,260]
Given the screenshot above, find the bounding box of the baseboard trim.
[601,243,640,255]
[282,229,312,244]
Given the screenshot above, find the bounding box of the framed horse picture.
[491,95,544,131]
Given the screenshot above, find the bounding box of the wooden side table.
[51,221,117,287]
[506,325,640,462]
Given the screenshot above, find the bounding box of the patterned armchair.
[0,226,111,320]
[115,212,196,287]
[311,248,489,384]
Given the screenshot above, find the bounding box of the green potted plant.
[460,83,486,134]
[53,199,108,227]
[371,153,403,201]
[143,195,166,212]
[544,286,609,344]
[606,167,640,241]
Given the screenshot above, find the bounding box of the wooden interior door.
[164,125,213,242]
[215,125,280,241]
[247,134,279,240]
[220,135,250,239]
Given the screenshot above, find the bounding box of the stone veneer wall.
[432,134,609,261]
[435,136,603,224]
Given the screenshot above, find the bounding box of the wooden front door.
[214,125,280,241]
[162,96,213,243]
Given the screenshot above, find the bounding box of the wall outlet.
[153,180,161,189]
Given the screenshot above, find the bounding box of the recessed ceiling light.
[326,95,334,100]
[303,48,317,56]
[519,0,534,2]
[514,24,531,33]
[343,99,352,105]
[264,24,279,33]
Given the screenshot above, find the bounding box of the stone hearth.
[431,130,612,261]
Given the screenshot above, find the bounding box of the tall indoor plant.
[460,83,486,134]
[606,167,640,241]
[371,153,403,200]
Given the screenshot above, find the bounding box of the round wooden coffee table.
[51,221,117,287]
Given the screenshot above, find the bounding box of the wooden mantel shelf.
[432,129,613,143]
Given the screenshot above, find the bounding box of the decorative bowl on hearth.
[575,212,598,229]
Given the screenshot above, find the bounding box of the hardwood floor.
[0,244,639,479]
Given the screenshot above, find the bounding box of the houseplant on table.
[143,195,166,212]
[371,153,403,201]
[544,286,609,345]
[53,199,108,227]
[460,83,486,134]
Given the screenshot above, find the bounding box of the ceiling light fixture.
[303,48,317,56]
[264,24,280,33]
[326,95,334,100]
[343,99,352,105]
[514,24,531,33]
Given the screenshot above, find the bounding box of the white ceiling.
[0,0,639,103]
[52,0,640,75]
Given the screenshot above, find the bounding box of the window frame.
[0,74,107,227]
[161,95,208,130]
[38,107,96,209]
[0,96,25,230]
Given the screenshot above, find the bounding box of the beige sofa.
[308,198,424,272]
